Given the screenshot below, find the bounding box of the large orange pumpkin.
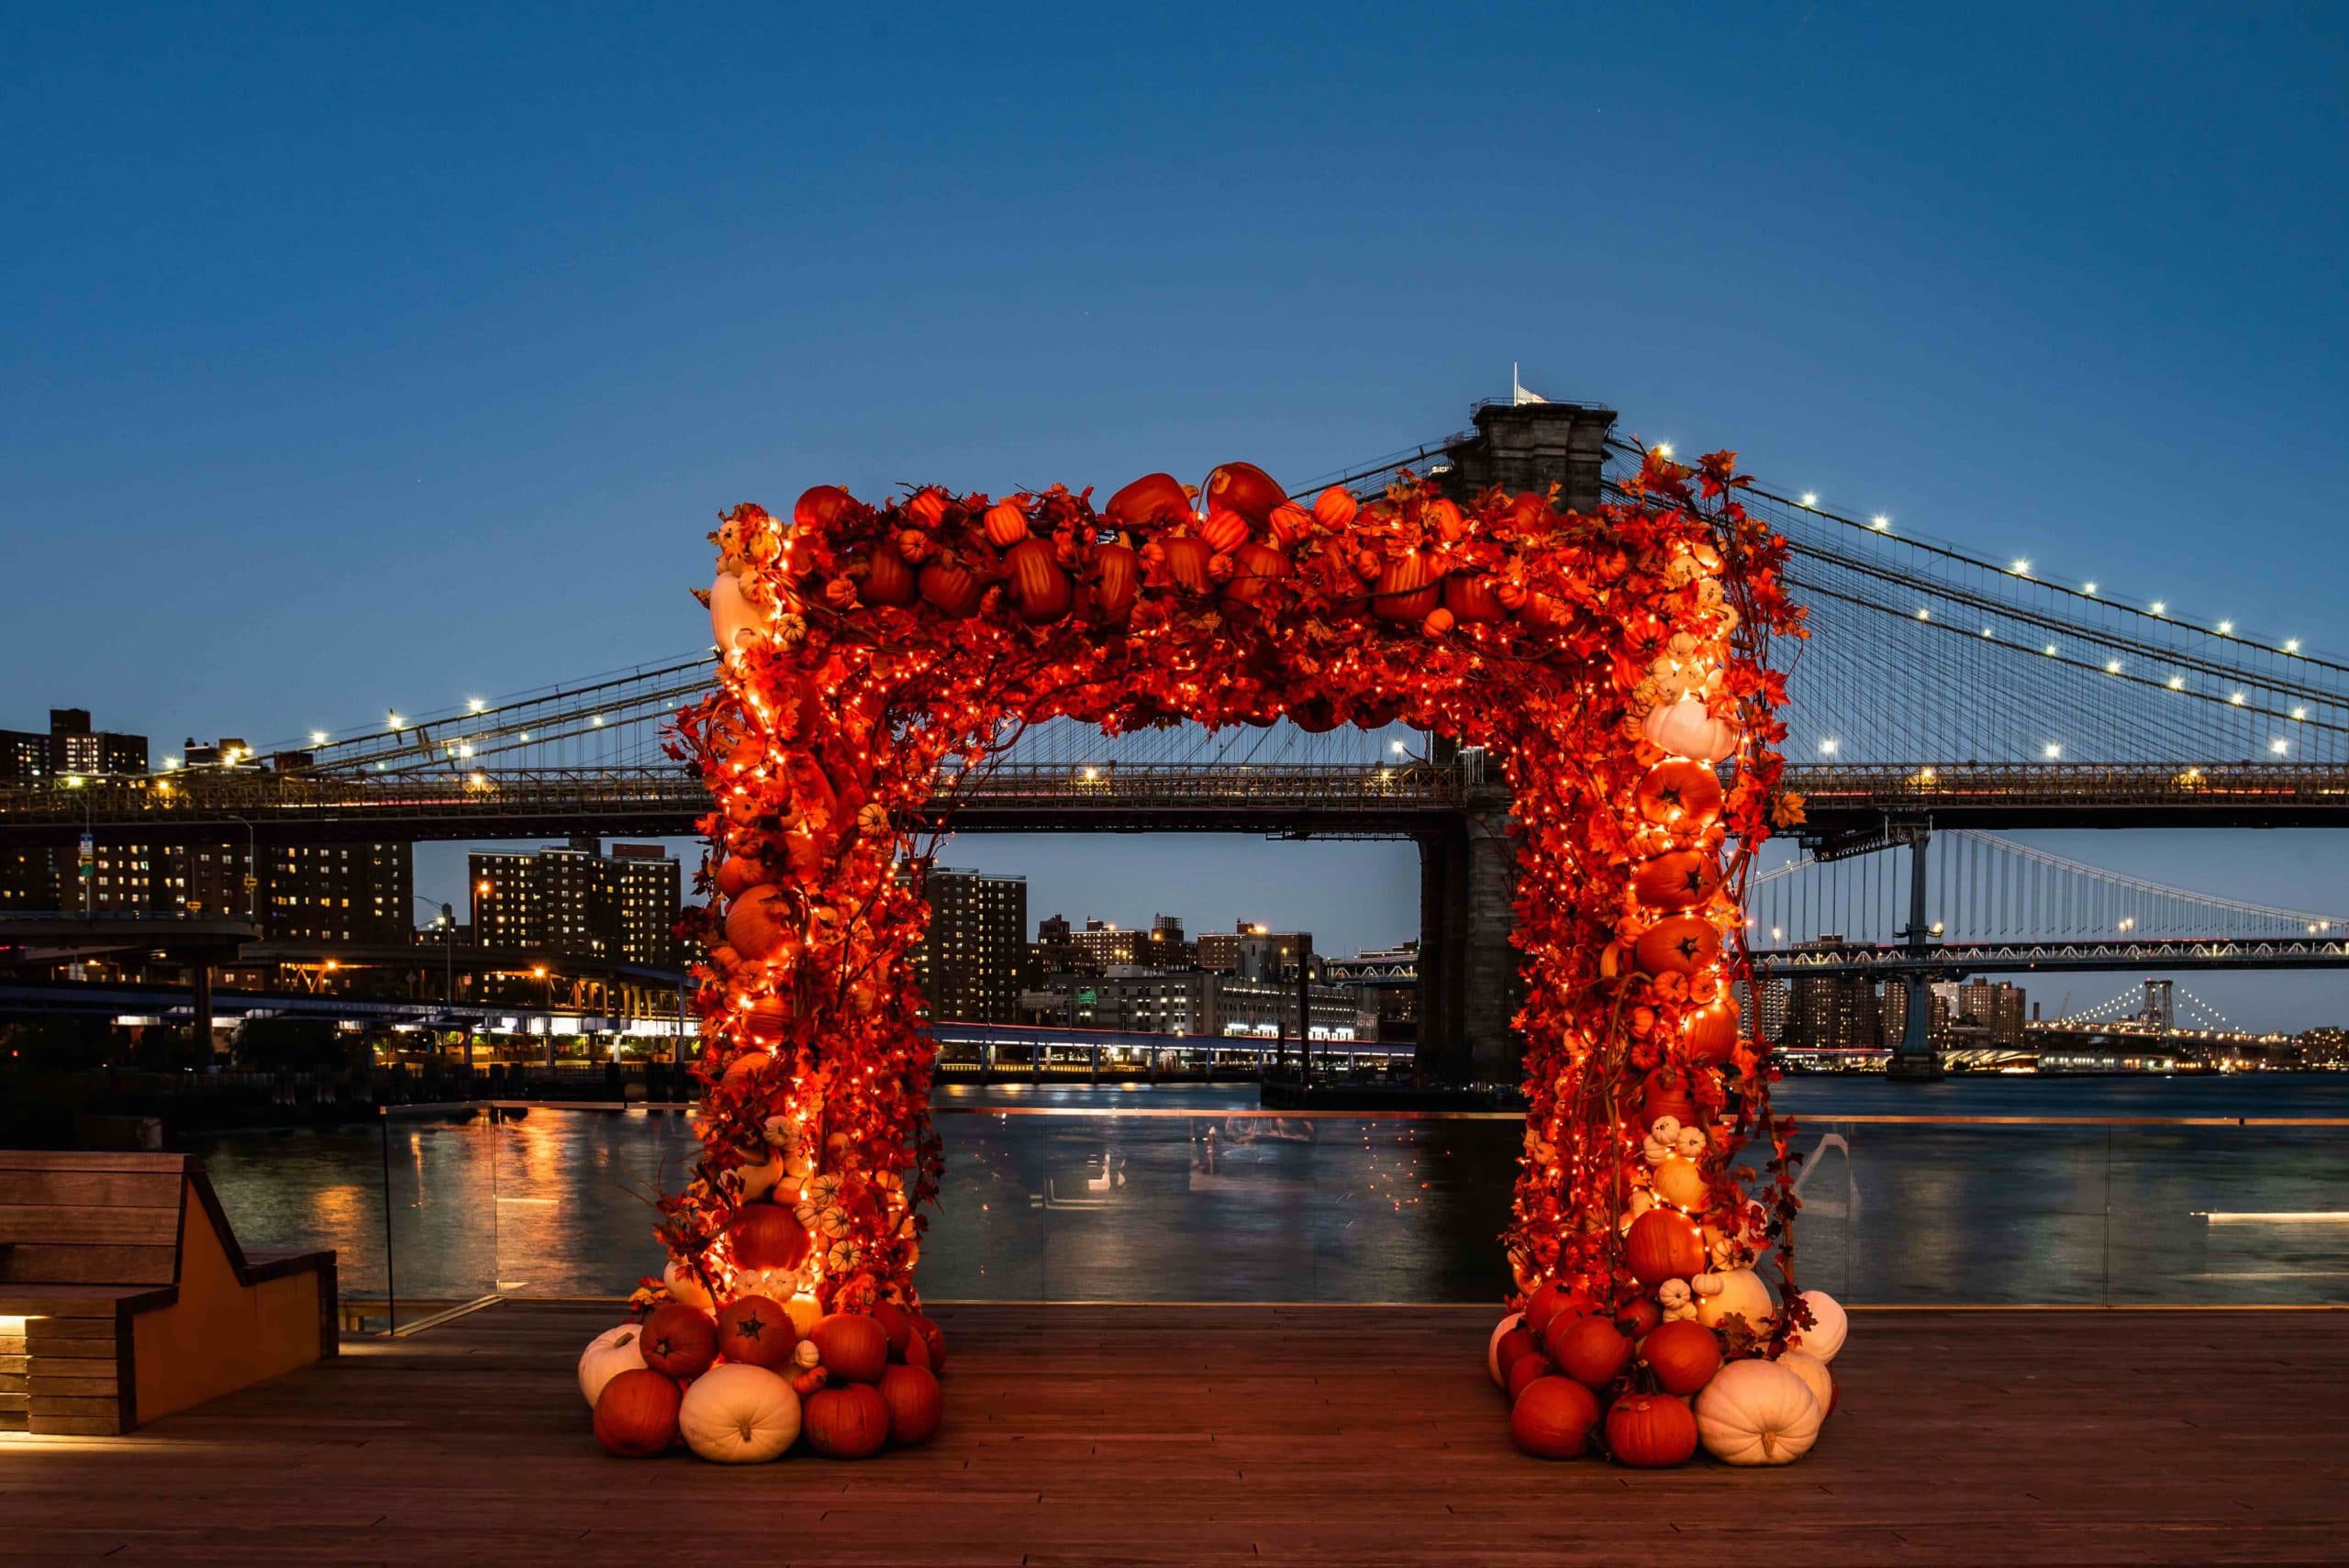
[1633,851,1722,912]
[725,885,796,962]
[1372,551,1443,621]
[640,1304,718,1379]
[918,557,983,617]
[1639,1066,1702,1128]
[594,1367,683,1457]
[1203,461,1286,524]
[1636,760,1724,828]
[730,1203,811,1272]
[1442,573,1503,623]
[793,485,855,533]
[1160,536,1212,594]
[877,1362,942,1445]
[1624,1210,1707,1286]
[1006,539,1072,624]
[803,1383,891,1459]
[1544,1315,1633,1389]
[861,547,918,607]
[1684,999,1742,1065]
[1639,1318,1724,1396]
[1509,1376,1601,1460]
[1607,1392,1699,1468]
[1090,541,1141,624]
[811,1313,890,1384]
[1635,916,1721,976]
[1223,540,1290,607]
[716,1295,798,1369]
[871,1300,913,1360]
[1106,472,1191,528]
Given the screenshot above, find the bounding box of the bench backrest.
[0,1151,193,1285]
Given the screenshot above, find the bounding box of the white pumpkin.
[709,571,763,653]
[1696,1358,1822,1466]
[1695,1266,1775,1331]
[738,1151,786,1204]
[678,1363,801,1463]
[1777,1349,1833,1418]
[1796,1289,1848,1363]
[664,1260,713,1310]
[1642,697,1742,762]
[1486,1312,1524,1388]
[577,1323,647,1408]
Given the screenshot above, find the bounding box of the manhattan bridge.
[6,402,2345,1081]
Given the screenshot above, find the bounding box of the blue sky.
[5,5,2346,1027]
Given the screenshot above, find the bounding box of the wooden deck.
[1,1301,2343,1565]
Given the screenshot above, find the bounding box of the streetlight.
[533,963,556,1072]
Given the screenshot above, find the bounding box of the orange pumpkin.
[1509,1376,1601,1460]
[1624,1210,1706,1286]
[1106,472,1191,528]
[1372,551,1443,621]
[1506,1351,1553,1400]
[1223,540,1290,607]
[1203,460,1286,524]
[905,486,949,528]
[1607,1392,1699,1467]
[1544,1314,1634,1389]
[1684,999,1741,1066]
[793,485,855,533]
[1442,573,1503,623]
[729,1204,811,1272]
[982,498,1030,548]
[804,1383,891,1458]
[1312,484,1358,530]
[743,995,791,1042]
[1633,851,1721,912]
[918,557,983,617]
[714,855,763,899]
[1636,760,1724,828]
[1267,500,1313,546]
[1522,1279,1577,1339]
[715,1295,797,1368]
[862,548,917,607]
[640,1303,718,1379]
[1614,1296,1664,1340]
[1091,541,1141,624]
[877,1362,942,1445]
[724,885,796,962]
[1424,495,1467,542]
[1639,1066,1702,1128]
[811,1313,890,1384]
[1006,539,1072,624]
[1161,536,1212,594]
[1639,1318,1724,1396]
[1635,916,1721,976]
[909,1313,947,1373]
[1197,507,1251,553]
[593,1367,683,1457]
[1495,1325,1540,1383]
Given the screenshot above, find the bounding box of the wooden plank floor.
[1,1301,2343,1566]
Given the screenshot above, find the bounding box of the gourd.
[577,1323,647,1407]
[678,1362,801,1463]
[662,1260,713,1310]
[709,572,761,653]
[1695,1358,1822,1466]
[1606,1393,1699,1468]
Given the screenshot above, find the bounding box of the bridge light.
[310,730,328,747]
[2270,738,2289,755]
[2043,642,2058,655]
[388,713,405,731]
[1653,442,1673,458]
[2230,691,2247,706]
[2010,559,2032,577]
[2104,659,2123,674]
[590,715,605,728]
[2291,706,2308,721]
[2216,620,2234,636]
[2167,675,2185,691]
[1980,627,1993,638]
[162,756,180,772]
[2285,639,2302,654]
[1817,739,1839,755]
[457,744,473,759]
[1770,927,1783,941]
[1390,740,1408,754]
[1929,920,1944,936]
[1870,515,1890,530]
[468,698,487,713]
[2083,582,2098,595]
[1800,493,1818,507]
[2150,601,2166,616]
[518,731,531,741]
[2043,743,2063,759]
[1916,607,1931,620]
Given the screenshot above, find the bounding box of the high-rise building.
[0,708,148,782]
[264,843,414,944]
[1955,981,2028,1048]
[1039,968,1357,1040]
[908,867,1030,1022]
[469,839,682,966]
[1048,913,1190,974]
[1197,920,1315,981]
[1778,941,1881,1052]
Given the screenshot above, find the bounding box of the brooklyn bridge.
[6,401,2344,1081]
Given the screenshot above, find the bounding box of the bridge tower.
[2142,978,2176,1032]
[1414,400,1617,1085]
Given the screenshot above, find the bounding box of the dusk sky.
[6,6,2346,1026]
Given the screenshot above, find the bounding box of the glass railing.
[188,1095,2349,1328]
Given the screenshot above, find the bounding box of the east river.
[184,1077,2349,1317]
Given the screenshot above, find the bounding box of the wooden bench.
[0,1151,337,1435]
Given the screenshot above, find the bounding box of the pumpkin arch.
[662,450,1805,1451]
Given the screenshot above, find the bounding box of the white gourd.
[678,1363,801,1463]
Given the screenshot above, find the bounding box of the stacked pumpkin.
[580,1296,946,1462]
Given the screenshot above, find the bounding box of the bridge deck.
[2,1300,2340,1565]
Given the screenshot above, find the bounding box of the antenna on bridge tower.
[1511,363,1547,406]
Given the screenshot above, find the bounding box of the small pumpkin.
[1543,1315,1633,1390]
[1005,538,1072,624]
[1694,1267,1776,1332]
[1635,915,1721,977]
[713,855,763,899]
[1613,1296,1663,1340]
[1105,472,1191,528]
[662,1260,713,1310]
[1643,696,1742,762]
[743,995,791,1043]
[1091,541,1141,624]
[1495,1326,1540,1385]
[1311,484,1358,530]
[640,1304,718,1379]
[909,1314,947,1374]
[904,486,950,528]
[1652,1155,1709,1209]
[730,1204,812,1273]
[1522,1281,1575,1339]
[811,1312,890,1384]
[1505,1352,1553,1401]
[1442,573,1504,623]
[1695,1358,1822,1466]
[981,497,1031,548]
[594,1367,683,1457]
[709,572,762,652]
[1683,999,1741,1066]
[803,1383,892,1459]
[1638,1318,1723,1396]
[871,1300,913,1361]
[578,1323,648,1407]
[1777,1349,1834,1418]
[1632,850,1722,912]
[918,557,984,617]
[1202,460,1286,524]
[1635,760,1725,829]
[678,1362,801,1463]
[877,1362,942,1445]
[716,1295,798,1369]
[1624,1210,1706,1287]
[1197,507,1252,554]
[1606,1393,1699,1468]
[1639,1066,1701,1129]
[1509,1376,1601,1461]
[1371,551,1442,621]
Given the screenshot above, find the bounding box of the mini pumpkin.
[1632,850,1722,912]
